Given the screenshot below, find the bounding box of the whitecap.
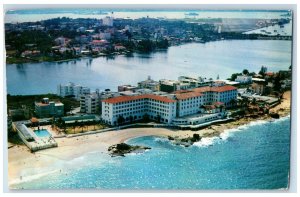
[193,136,221,148]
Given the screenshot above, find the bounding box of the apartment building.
[57,82,90,100]
[80,92,99,114]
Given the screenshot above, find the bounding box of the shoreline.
[6,38,292,66]
[8,91,291,187]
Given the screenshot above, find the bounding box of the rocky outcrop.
[108,143,151,157]
[269,112,280,119]
[168,134,202,147]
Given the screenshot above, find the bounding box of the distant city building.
[99,32,112,40]
[252,78,266,95]
[57,82,90,100]
[159,79,181,93]
[102,16,114,26]
[35,98,64,118]
[118,85,138,92]
[178,76,213,88]
[137,76,160,91]
[235,75,252,84]
[54,37,66,46]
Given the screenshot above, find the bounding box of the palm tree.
[229,99,237,107]
[73,120,78,134]
[251,98,257,105]
[117,115,125,125]
[156,114,161,123]
[79,121,84,133]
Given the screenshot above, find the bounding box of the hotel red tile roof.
[102,94,176,104]
[175,92,203,100]
[193,85,237,93]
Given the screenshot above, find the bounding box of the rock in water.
[269,113,280,119]
[108,143,151,157]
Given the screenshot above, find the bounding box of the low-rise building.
[235,75,252,84]
[118,85,138,92]
[137,76,160,91]
[35,98,64,118]
[159,79,181,93]
[252,78,266,95]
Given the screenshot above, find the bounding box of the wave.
[154,137,169,143]
[193,136,221,148]
[193,115,290,148]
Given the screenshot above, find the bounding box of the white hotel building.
[101,85,237,126]
[102,94,176,125]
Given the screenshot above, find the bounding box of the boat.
[185,12,199,16]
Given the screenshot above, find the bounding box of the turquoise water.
[13,116,290,190]
[34,129,51,138]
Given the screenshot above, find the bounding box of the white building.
[235,75,252,84]
[80,92,99,114]
[101,94,177,125]
[57,82,90,100]
[175,91,203,117]
[188,85,238,108]
[102,16,114,26]
[101,85,237,126]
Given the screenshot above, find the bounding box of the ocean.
[11,116,290,190]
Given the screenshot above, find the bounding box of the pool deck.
[13,123,58,152]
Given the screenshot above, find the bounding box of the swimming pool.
[34,129,51,138]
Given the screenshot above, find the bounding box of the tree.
[61,121,66,134]
[156,114,161,123]
[142,113,149,122]
[251,98,257,105]
[242,69,249,75]
[259,66,267,77]
[230,73,242,81]
[117,115,125,125]
[79,121,84,133]
[229,99,237,108]
[73,120,78,134]
[129,116,133,123]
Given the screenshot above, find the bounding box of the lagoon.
[6,40,292,95]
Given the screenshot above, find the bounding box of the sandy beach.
[7,91,291,187]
